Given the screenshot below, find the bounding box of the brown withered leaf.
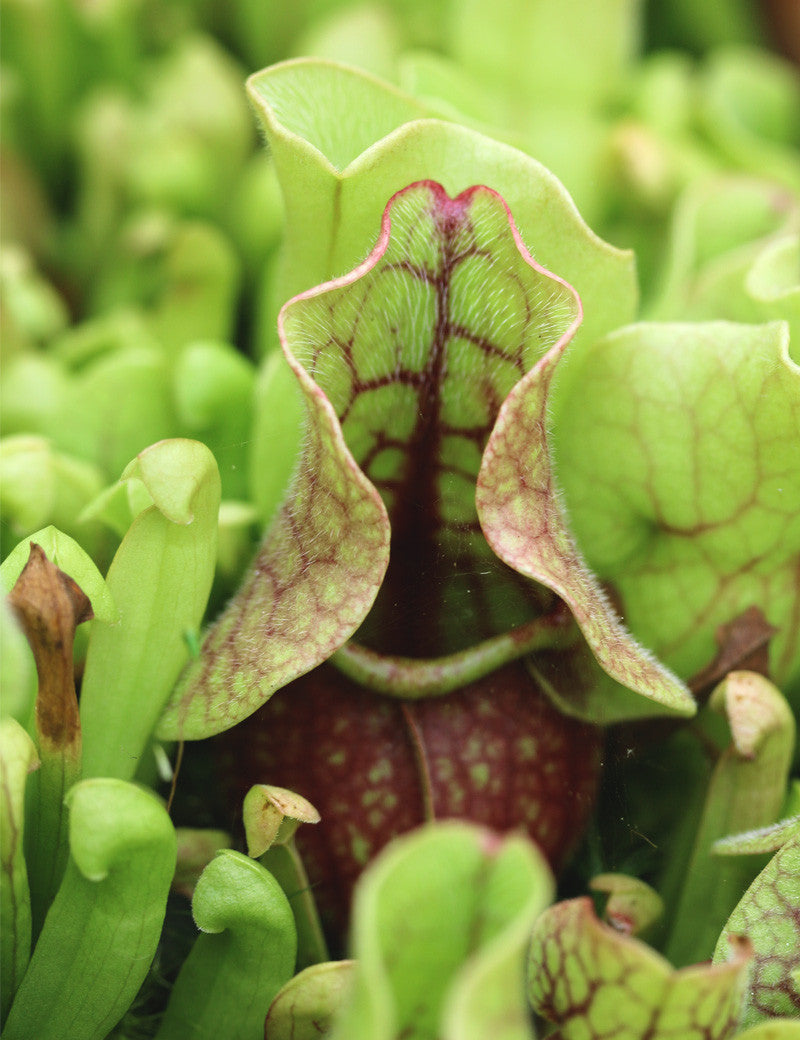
[688,606,778,701]
[7,543,93,752]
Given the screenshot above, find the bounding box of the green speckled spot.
[350,834,371,867]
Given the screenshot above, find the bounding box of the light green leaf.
[245,57,637,520]
[665,672,795,966]
[3,778,176,1040]
[0,718,38,1026]
[0,436,105,549]
[155,849,297,1040]
[80,439,220,778]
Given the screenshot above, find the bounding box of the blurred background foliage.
[2,0,798,579]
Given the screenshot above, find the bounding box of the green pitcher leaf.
[161,179,588,737]
[245,58,637,518]
[589,873,664,936]
[155,849,297,1040]
[243,783,320,857]
[80,439,220,777]
[3,778,176,1040]
[550,320,800,702]
[265,961,355,1040]
[714,833,800,1026]
[527,896,752,1040]
[249,58,636,350]
[330,822,554,1040]
[0,718,38,1026]
[665,672,795,966]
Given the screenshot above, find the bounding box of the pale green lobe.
[265,961,355,1040]
[80,439,219,775]
[161,180,585,737]
[1,525,116,622]
[330,822,554,1040]
[666,672,795,966]
[246,58,637,523]
[476,325,695,720]
[0,718,38,1025]
[155,850,297,1040]
[589,873,664,936]
[3,778,176,1040]
[551,320,800,700]
[714,834,800,1026]
[527,896,752,1040]
[242,783,320,858]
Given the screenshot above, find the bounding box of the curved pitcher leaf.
[550,320,800,703]
[162,180,593,737]
[3,778,176,1040]
[527,896,752,1040]
[80,439,220,776]
[713,831,800,1027]
[245,58,637,520]
[665,672,795,966]
[476,333,693,719]
[155,849,297,1040]
[329,822,554,1040]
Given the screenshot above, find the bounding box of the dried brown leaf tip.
[7,543,93,753]
[689,606,779,700]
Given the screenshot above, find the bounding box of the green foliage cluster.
[1,0,799,1037]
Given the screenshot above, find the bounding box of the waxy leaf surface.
[527,897,752,1040]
